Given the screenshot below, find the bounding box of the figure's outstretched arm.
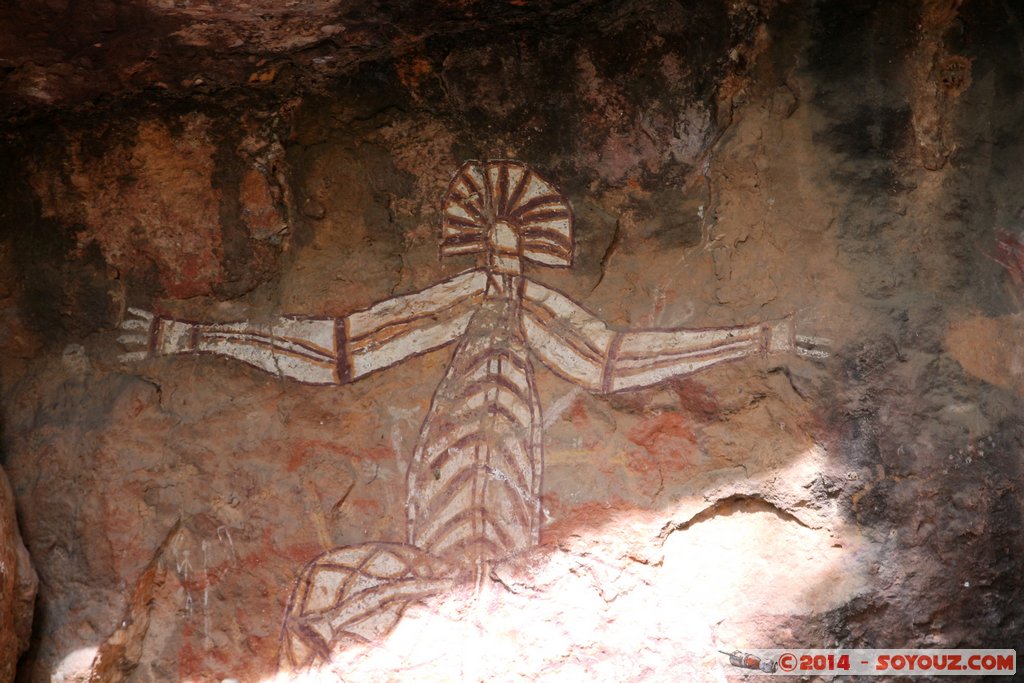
[118,309,345,384]
[118,269,488,385]
[521,279,828,394]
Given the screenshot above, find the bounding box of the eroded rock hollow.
[0,0,1021,681]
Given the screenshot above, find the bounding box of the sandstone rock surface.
[0,466,37,683]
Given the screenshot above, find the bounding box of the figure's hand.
[117,308,156,362]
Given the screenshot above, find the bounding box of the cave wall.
[0,0,1021,681]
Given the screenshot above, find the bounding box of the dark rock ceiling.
[0,0,761,125]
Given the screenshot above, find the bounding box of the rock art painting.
[118,159,828,671]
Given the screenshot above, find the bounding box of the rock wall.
[0,1,1021,681]
[0,466,37,682]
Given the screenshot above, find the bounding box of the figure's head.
[440,160,574,275]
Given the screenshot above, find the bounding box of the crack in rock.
[658,493,813,550]
[88,519,183,683]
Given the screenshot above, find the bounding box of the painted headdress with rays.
[440,160,574,275]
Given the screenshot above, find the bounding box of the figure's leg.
[277,542,454,671]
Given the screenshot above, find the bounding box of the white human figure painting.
[118,159,828,670]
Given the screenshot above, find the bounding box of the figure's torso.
[405,274,543,570]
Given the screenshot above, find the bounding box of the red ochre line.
[296,575,404,619]
[441,230,484,246]
[425,431,489,474]
[490,245,524,258]
[348,286,483,343]
[612,346,750,380]
[452,374,532,412]
[509,193,567,219]
[423,460,532,528]
[442,400,531,436]
[613,337,754,369]
[416,462,531,537]
[521,313,605,372]
[287,622,335,660]
[319,543,447,577]
[458,169,483,198]
[521,301,606,362]
[522,241,573,261]
[459,346,532,380]
[613,349,752,376]
[442,536,506,564]
[452,194,486,222]
[420,505,520,556]
[453,370,531,405]
[336,319,350,383]
[424,432,532,494]
[336,547,380,606]
[450,389,532,428]
[523,241,572,262]
[423,429,532,491]
[443,215,484,230]
[472,442,482,551]
[518,209,572,226]
[441,233,485,249]
[301,558,418,582]
[610,344,757,376]
[462,352,532,389]
[601,334,624,393]
[497,162,510,216]
[614,331,758,361]
[348,294,481,349]
[491,442,533,493]
[333,589,444,632]
[505,168,532,215]
[441,243,487,256]
[520,223,572,245]
[444,190,480,222]
[322,577,440,616]
[199,334,337,368]
[415,462,478,521]
[521,239,572,260]
[525,277,777,337]
[201,329,335,359]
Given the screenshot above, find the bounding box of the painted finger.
[127,307,154,320]
[118,351,149,362]
[120,319,150,331]
[117,334,147,346]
